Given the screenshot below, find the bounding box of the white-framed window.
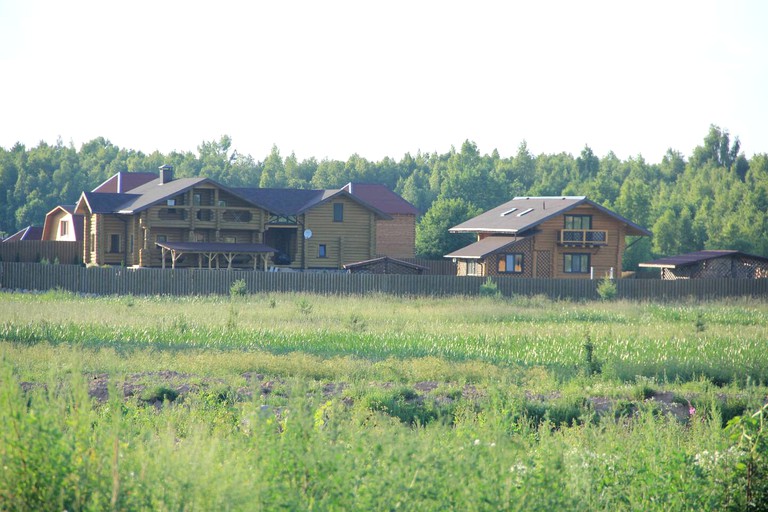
[59,220,69,236]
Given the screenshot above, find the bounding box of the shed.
[639,250,768,279]
[343,256,428,275]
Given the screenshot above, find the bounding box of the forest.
[2,125,767,269]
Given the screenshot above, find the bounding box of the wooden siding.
[376,214,416,259]
[532,205,627,279]
[302,197,376,268]
[3,262,767,300]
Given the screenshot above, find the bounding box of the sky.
[1,0,766,164]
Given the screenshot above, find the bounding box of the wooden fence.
[0,241,80,264]
[2,262,767,300]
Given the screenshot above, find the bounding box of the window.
[467,260,480,276]
[333,203,344,222]
[218,200,227,207]
[59,220,69,236]
[109,234,120,254]
[156,234,167,243]
[564,215,592,230]
[564,253,590,273]
[224,236,236,243]
[128,235,134,254]
[498,253,524,273]
[318,244,327,258]
[193,193,202,206]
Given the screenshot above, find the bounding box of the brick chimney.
[159,164,174,184]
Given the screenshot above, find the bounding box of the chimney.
[159,164,174,184]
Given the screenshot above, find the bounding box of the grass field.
[1,290,767,510]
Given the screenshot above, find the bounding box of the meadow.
[1,289,767,510]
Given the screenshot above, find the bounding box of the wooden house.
[639,250,768,279]
[445,196,651,279]
[74,166,393,270]
[340,183,420,259]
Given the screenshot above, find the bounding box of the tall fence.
[0,241,80,264]
[2,262,767,300]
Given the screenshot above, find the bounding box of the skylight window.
[517,208,534,217]
[500,208,517,216]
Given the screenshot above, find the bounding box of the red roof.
[341,183,419,215]
[92,172,157,193]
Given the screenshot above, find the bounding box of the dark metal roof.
[341,183,420,215]
[449,196,651,237]
[155,242,277,254]
[235,188,325,215]
[76,192,139,214]
[444,236,529,259]
[3,225,43,242]
[638,250,768,268]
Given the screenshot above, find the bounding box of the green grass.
[1,291,768,510]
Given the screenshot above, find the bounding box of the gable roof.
[75,192,140,214]
[75,171,394,219]
[92,172,157,193]
[4,225,43,242]
[639,250,768,269]
[234,187,392,219]
[341,183,420,215]
[444,236,529,259]
[115,177,211,213]
[343,256,428,272]
[449,196,651,237]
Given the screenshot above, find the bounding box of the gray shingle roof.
[444,236,529,259]
[449,196,651,237]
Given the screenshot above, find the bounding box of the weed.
[230,279,247,298]
[296,298,313,316]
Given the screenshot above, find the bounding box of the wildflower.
[687,399,695,416]
[473,439,481,446]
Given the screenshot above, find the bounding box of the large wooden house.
[74,166,396,270]
[445,196,651,279]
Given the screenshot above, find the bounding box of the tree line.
[2,126,766,267]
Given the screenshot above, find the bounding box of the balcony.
[559,229,608,246]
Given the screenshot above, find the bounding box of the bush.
[479,277,499,297]
[596,277,617,300]
[230,279,247,298]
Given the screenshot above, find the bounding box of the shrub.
[479,277,499,297]
[596,277,617,301]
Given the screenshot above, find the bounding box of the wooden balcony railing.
[559,229,608,246]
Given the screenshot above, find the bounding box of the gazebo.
[156,242,276,270]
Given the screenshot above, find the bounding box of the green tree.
[415,197,481,259]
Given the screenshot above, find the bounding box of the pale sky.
[1,0,766,163]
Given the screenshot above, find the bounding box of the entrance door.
[264,228,296,265]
